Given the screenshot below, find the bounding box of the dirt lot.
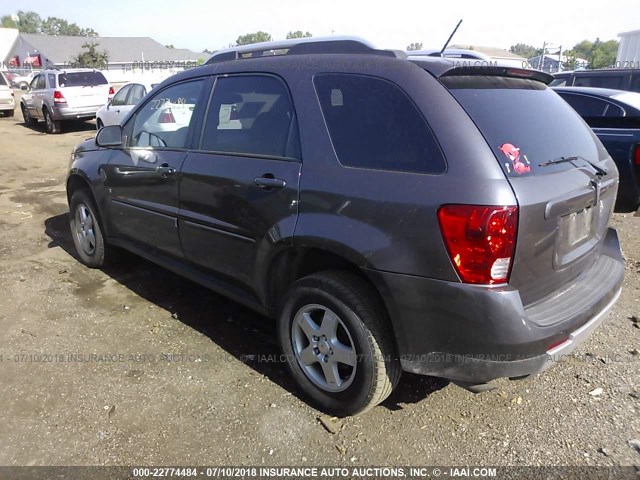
[1,95,639,468]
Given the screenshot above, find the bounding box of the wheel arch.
[261,243,404,355]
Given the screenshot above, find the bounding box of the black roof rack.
[205,36,406,64]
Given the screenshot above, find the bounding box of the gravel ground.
[0,96,639,468]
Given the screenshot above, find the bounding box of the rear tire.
[69,189,117,268]
[278,271,401,416]
[43,108,61,134]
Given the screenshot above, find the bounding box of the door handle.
[156,164,176,177]
[254,176,286,189]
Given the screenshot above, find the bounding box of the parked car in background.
[66,37,623,416]
[10,70,37,90]
[553,86,640,211]
[550,68,640,93]
[96,82,157,129]
[20,69,114,133]
[0,72,15,117]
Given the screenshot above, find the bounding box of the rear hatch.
[439,69,618,306]
[58,71,110,108]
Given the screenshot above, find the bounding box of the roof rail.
[206,36,405,64]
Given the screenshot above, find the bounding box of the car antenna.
[440,19,463,56]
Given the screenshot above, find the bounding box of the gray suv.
[66,38,624,416]
[20,68,112,133]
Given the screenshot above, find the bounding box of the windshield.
[441,75,608,177]
[58,71,108,87]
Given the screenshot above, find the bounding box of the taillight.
[53,90,66,104]
[437,205,518,285]
[108,86,115,95]
[158,109,175,123]
[634,145,640,182]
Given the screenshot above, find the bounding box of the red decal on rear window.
[499,143,531,174]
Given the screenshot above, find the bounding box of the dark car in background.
[553,86,640,210]
[66,37,624,416]
[550,68,640,93]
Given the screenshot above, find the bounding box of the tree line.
[510,39,619,69]
[1,10,98,36]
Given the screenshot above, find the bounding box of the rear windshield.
[58,71,108,87]
[441,75,607,177]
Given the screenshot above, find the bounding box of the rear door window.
[556,93,611,116]
[58,71,108,87]
[200,75,300,159]
[314,74,445,174]
[441,75,606,177]
[47,74,56,88]
[129,84,147,104]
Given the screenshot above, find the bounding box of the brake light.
[108,86,115,95]
[437,205,518,285]
[634,145,640,181]
[159,109,175,123]
[53,90,66,104]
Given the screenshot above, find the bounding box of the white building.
[617,29,640,66]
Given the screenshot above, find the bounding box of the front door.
[103,78,207,258]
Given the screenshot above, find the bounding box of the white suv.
[20,69,113,133]
[0,72,15,117]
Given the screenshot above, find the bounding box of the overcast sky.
[6,0,639,53]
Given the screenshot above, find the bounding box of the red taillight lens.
[108,86,115,95]
[158,109,175,123]
[437,205,518,285]
[53,90,66,103]
[634,145,640,166]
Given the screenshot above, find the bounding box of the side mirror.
[96,125,123,147]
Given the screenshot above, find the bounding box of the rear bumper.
[0,99,15,111]
[365,227,624,384]
[52,105,100,121]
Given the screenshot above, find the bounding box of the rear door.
[179,74,301,288]
[441,73,618,305]
[58,71,110,109]
[103,78,207,257]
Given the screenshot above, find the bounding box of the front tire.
[43,108,61,134]
[278,271,401,416]
[69,189,115,268]
[21,105,37,127]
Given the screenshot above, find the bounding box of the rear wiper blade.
[538,156,607,177]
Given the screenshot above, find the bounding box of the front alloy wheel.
[74,203,97,256]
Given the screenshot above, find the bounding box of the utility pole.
[539,41,547,71]
[558,45,563,72]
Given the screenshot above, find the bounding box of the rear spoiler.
[440,66,554,85]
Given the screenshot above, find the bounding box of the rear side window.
[557,93,620,117]
[47,74,56,88]
[200,75,300,159]
[573,75,623,89]
[129,84,147,104]
[314,74,445,174]
[631,76,640,93]
[442,75,606,177]
[58,71,108,87]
